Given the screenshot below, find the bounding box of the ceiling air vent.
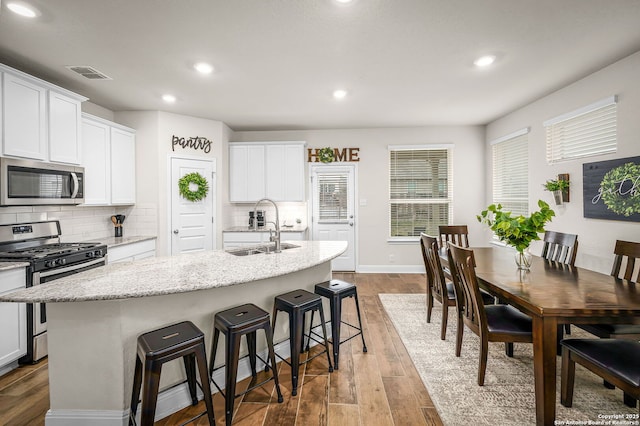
[66,66,112,80]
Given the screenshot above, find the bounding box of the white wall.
[115,111,230,255]
[486,51,640,274]
[232,126,486,271]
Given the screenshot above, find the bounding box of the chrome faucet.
[253,198,281,253]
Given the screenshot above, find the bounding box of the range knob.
[45,260,55,268]
[86,251,95,259]
[94,249,104,258]
[58,258,67,265]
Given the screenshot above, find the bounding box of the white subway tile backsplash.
[17,212,47,222]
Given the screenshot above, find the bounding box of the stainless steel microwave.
[0,158,84,206]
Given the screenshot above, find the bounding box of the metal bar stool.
[209,303,283,426]
[313,279,367,369]
[272,289,334,396]
[130,321,215,426]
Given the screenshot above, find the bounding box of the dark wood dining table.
[440,245,640,426]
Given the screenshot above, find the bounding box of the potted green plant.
[477,200,555,270]
[543,179,570,205]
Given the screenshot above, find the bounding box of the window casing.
[389,145,452,239]
[544,96,617,164]
[492,129,529,217]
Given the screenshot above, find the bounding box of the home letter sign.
[307,147,360,162]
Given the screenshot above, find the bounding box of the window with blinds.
[544,96,617,164]
[317,174,348,222]
[492,129,529,216]
[389,146,452,238]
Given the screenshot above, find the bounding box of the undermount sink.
[226,243,300,256]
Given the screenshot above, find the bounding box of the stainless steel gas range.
[0,221,107,363]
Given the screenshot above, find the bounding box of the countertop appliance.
[0,158,84,206]
[249,210,265,228]
[0,221,107,363]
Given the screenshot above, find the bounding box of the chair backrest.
[611,240,640,282]
[540,231,578,266]
[420,233,448,299]
[447,243,485,335]
[438,225,469,248]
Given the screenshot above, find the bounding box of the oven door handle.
[38,257,105,279]
[70,172,79,199]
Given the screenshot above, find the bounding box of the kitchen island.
[0,240,347,426]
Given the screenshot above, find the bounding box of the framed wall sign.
[583,156,640,222]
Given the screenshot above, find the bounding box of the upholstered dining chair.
[541,230,579,335]
[578,240,640,339]
[541,230,578,266]
[447,243,533,386]
[560,338,640,413]
[438,225,469,248]
[420,233,459,340]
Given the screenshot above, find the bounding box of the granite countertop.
[224,225,307,233]
[0,240,346,303]
[85,235,157,248]
[0,261,30,272]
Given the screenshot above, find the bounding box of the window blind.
[492,131,529,216]
[544,96,617,164]
[388,147,452,237]
[317,173,348,222]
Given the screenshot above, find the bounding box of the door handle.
[349,222,354,227]
[173,229,179,234]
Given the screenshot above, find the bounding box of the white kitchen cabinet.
[1,63,86,164]
[82,113,136,206]
[2,72,47,160]
[110,127,136,205]
[229,144,266,202]
[108,239,156,264]
[0,268,27,371]
[48,91,83,164]
[229,141,306,203]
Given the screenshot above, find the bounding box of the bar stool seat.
[272,289,333,396]
[130,321,215,426]
[210,303,283,426]
[314,279,367,369]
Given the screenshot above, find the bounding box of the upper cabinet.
[1,63,87,165]
[229,141,306,203]
[82,113,136,206]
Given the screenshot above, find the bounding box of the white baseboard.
[45,336,312,425]
[357,264,425,273]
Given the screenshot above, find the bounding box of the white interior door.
[171,157,215,255]
[311,164,356,271]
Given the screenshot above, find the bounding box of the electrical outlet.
[389,254,395,263]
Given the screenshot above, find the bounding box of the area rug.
[378,293,637,426]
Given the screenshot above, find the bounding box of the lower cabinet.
[108,240,156,264]
[0,268,27,371]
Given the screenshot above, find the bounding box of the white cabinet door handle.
[173,229,179,234]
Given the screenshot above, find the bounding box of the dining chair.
[447,243,533,386]
[560,338,640,413]
[420,233,459,340]
[438,225,469,248]
[541,230,578,266]
[578,240,640,339]
[541,230,579,336]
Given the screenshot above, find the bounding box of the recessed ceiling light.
[194,62,214,74]
[333,89,348,100]
[162,94,176,103]
[7,1,39,18]
[335,0,354,3]
[474,55,496,68]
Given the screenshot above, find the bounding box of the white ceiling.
[1,0,640,132]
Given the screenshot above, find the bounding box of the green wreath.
[178,172,209,202]
[600,162,640,217]
[318,147,335,163]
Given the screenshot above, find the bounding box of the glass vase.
[515,247,532,270]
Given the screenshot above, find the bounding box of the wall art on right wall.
[583,155,640,222]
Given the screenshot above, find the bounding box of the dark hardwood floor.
[0,272,442,425]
